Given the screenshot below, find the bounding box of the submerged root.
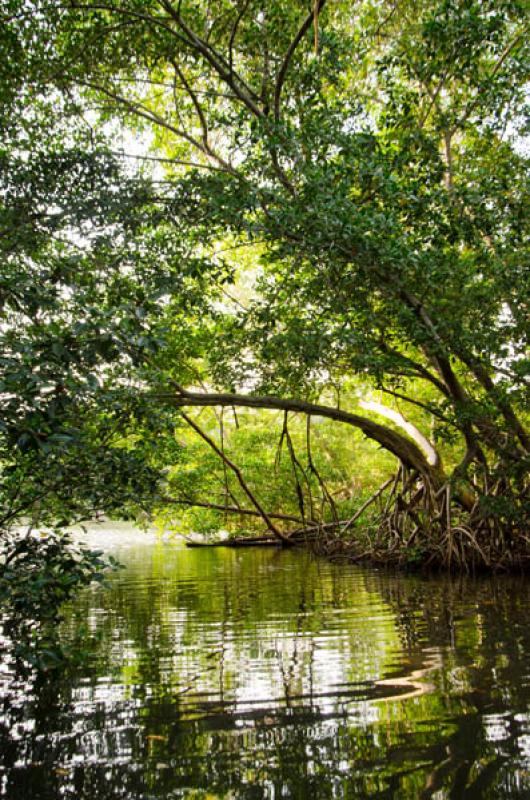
[308,469,530,573]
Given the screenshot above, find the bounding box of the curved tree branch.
[157,387,441,480]
[358,399,440,468]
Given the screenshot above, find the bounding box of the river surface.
[1,528,530,799]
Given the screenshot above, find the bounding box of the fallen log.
[185,536,290,548]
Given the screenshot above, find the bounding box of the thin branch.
[306,415,339,524]
[166,497,303,524]
[219,408,230,517]
[78,78,241,176]
[260,20,271,113]
[99,75,237,97]
[229,0,251,75]
[340,477,394,535]
[451,24,530,133]
[380,387,451,423]
[180,411,292,542]
[274,0,327,121]
[444,130,454,192]
[171,58,209,145]
[377,341,451,397]
[282,412,307,524]
[108,149,232,173]
[416,71,448,129]
[374,2,399,39]
[160,0,264,117]
[66,2,194,46]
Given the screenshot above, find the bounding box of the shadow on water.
[1,533,530,798]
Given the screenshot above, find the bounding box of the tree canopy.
[0,0,529,591]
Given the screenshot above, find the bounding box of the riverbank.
[185,529,530,574]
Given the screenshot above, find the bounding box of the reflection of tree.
[370,572,530,797]
[1,545,530,798]
[0,672,78,799]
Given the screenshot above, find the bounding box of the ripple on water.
[1,529,530,799]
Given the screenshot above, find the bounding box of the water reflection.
[1,534,530,798]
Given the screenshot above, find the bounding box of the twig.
[341,477,394,535]
[283,413,307,525]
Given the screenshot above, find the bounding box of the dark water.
[1,532,530,799]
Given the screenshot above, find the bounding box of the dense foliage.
[0,0,528,624]
[0,92,203,658]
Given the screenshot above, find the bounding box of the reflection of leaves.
[2,541,530,797]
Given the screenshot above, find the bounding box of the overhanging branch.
[156,386,439,479]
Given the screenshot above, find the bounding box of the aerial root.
[309,466,529,572]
